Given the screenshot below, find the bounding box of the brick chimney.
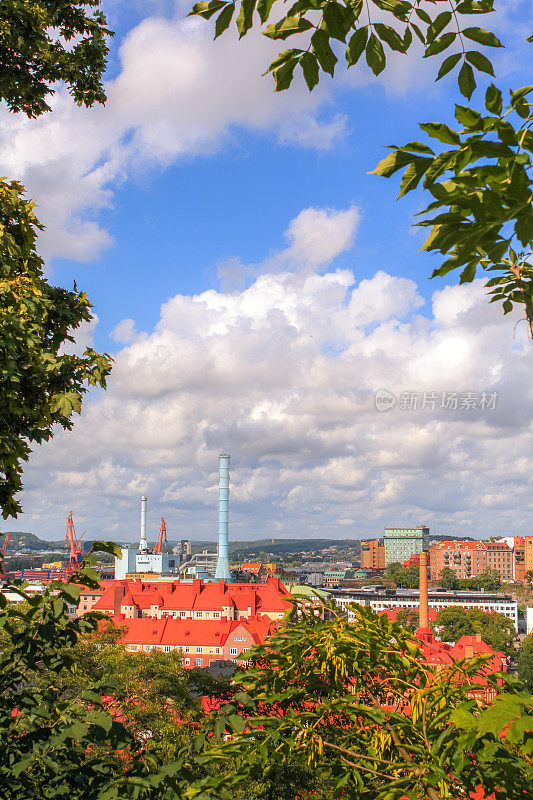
[419,551,429,629]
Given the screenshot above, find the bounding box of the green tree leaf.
[424,31,456,57]
[465,50,494,75]
[215,3,235,37]
[485,83,503,114]
[458,61,476,98]
[462,27,503,47]
[263,15,314,40]
[301,52,320,91]
[436,52,462,80]
[311,29,338,76]
[346,26,368,65]
[419,122,461,144]
[365,33,386,75]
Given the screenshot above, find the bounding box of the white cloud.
[0,11,345,262]
[13,206,532,542]
[283,206,361,268]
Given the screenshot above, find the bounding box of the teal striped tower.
[215,453,232,581]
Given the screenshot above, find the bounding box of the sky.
[1,0,532,544]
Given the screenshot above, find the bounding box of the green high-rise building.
[384,526,430,566]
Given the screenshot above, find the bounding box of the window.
[209,647,215,654]
[213,611,220,618]
[180,611,186,617]
[130,645,138,652]
[184,658,190,666]
[185,646,190,653]
[196,612,202,618]
[196,646,202,653]
[195,658,203,666]
[230,647,237,656]
[145,645,152,652]
[216,647,221,654]
[164,646,171,653]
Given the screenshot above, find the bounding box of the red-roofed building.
[113,614,276,668]
[85,577,291,623]
[241,562,261,574]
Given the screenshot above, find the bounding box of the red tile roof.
[111,614,276,648]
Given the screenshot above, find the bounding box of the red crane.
[65,512,86,568]
[0,532,9,557]
[153,518,167,554]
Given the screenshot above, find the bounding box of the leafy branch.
[371,84,533,334]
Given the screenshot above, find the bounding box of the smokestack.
[215,454,232,582]
[139,496,148,553]
[419,551,429,629]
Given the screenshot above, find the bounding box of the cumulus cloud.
[0,11,345,262]
[14,206,532,541]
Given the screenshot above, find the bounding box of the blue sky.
[1,0,532,543]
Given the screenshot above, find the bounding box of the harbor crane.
[65,512,86,568]
[153,518,167,554]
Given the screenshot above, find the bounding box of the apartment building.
[430,540,513,581]
[360,539,385,570]
[525,536,533,576]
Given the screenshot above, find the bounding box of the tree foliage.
[384,561,419,587]
[0,181,111,518]
[0,0,110,117]
[518,633,533,692]
[27,616,218,762]
[438,565,460,588]
[194,600,533,800]
[189,0,500,95]
[372,85,533,332]
[189,0,533,334]
[0,2,114,518]
[0,547,215,800]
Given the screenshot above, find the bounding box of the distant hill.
[0,531,65,553]
[227,538,362,559]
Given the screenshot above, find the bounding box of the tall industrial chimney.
[418,550,429,630]
[139,496,148,554]
[215,454,232,581]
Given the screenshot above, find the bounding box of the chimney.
[215,453,233,582]
[419,551,429,629]
[139,496,148,554]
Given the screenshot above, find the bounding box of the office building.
[383,526,430,566]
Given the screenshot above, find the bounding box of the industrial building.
[114,497,178,579]
[114,453,234,582]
